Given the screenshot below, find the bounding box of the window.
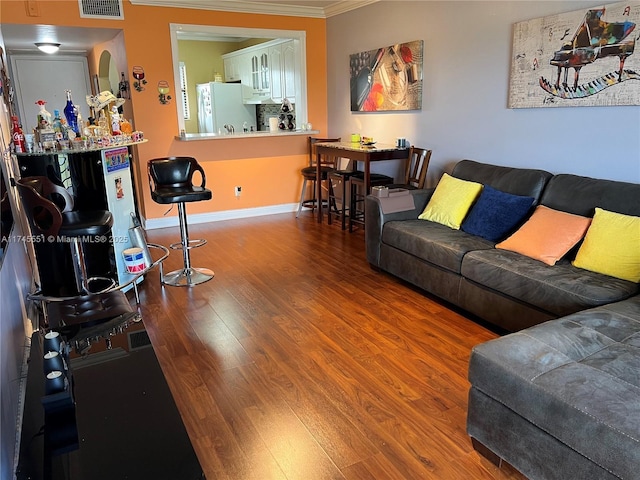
[179,62,190,120]
[170,23,307,134]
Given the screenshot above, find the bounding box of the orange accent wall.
[1,1,328,222]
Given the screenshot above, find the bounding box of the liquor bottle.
[110,105,121,135]
[63,90,80,135]
[36,100,53,130]
[97,110,109,136]
[52,110,64,140]
[11,116,26,153]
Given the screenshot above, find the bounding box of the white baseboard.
[142,203,299,230]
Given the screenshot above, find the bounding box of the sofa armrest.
[365,188,434,266]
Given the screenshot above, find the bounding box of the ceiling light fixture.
[35,42,61,54]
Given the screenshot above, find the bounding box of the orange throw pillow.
[496,205,592,265]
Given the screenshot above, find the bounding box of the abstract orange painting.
[350,40,423,112]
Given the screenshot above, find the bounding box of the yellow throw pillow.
[418,173,482,229]
[496,205,591,265]
[573,208,640,283]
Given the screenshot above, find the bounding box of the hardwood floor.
[137,212,526,480]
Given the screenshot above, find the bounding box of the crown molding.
[323,0,378,17]
[128,0,377,18]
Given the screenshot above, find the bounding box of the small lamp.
[35,42,60,54]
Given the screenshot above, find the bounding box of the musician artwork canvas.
[350,40,423,112]
[508,1,640,108]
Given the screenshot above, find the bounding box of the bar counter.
[15,141,146,296]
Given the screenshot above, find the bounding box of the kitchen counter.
[175,129,319,141]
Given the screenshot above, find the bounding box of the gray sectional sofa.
[365,160,640,333]
[468,296,640,479]
[364,160,640,479]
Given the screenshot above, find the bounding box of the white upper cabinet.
[281,41,297,104]
[269,40,296,104]
[223,39,296,104]
[269,44,284,103]
[223,55,241,82]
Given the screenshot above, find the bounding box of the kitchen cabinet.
[282,41,297,103]
[223,49,268,103]
[247,51,270,102]
[269,44,284,103]
[223,55,241,82]
[250,52,270,92]
[223,39,297,104]
[269,40,297,104]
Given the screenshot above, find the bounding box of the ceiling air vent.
[78,0,124,20]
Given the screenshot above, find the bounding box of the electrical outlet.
[234,186,242,197]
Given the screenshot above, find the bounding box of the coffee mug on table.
[350,133,361,143]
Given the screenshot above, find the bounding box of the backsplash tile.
[257,104,294,131]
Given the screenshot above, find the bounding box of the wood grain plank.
[137,214,526,480]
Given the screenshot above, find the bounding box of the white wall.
[327,1,640,185]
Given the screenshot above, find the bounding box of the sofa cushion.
[461,185,534,242]
[540,174,640,217]
[382,219,493,273]
[468,297,640,480]
[461,248,640,316]
[573,208,640,283]
[417,173,482,229]
[452,159,552,203]
[496,206,591,266]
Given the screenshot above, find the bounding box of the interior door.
[9,55,92,132]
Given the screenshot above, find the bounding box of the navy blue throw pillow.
[461,185,534,242]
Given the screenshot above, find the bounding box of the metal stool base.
[162,267,214,287]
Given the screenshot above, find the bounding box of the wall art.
[509,1,640,108]
[132,66,147,92]
[350,40,423,112]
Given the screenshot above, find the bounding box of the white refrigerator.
[196,82,257,134]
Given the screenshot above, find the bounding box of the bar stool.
[148,156,214,287]
[16,176,116,295]
[297,137,341,218]
[327,166,358,230]
[348,172,395,232]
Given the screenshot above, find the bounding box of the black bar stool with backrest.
[16,176,115,296]
[148,156,214,287]
[297,137,341,218]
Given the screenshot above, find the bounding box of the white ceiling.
[1,1,375,54]
[1,24,122,54]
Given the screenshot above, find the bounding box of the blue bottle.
[63,90,80,136]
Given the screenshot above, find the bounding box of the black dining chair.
[386,147,432,190]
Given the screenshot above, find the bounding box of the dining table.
[314,141,409,223]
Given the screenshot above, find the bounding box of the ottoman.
[467,296,640,479]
